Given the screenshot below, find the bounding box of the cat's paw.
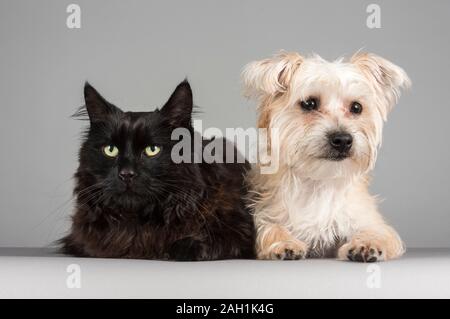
[260,240,308,260]
[338,241,385,263]
[167,238,206,261]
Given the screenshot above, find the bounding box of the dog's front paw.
[260,240,308,260]
[338,241,384,263]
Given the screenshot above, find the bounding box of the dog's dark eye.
[350,102,363,115]
[300,98,319,111]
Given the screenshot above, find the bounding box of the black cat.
[60,80,255,260]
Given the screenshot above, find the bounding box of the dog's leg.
[337,224,405,262]
[257,224,308,260]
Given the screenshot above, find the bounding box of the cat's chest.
[83,215,176,258]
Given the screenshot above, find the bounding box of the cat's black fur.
[60,80,255,260]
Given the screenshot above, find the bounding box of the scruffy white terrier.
[242,51,411,262]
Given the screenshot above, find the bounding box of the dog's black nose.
[329,132,353,152]
[119,168,137,183]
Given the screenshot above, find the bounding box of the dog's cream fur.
[242,51,411,262]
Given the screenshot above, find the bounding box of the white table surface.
[0,248,449,298]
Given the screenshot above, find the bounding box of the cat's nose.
[119,168,137,183]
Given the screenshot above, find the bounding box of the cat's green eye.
[144,145,161,157]
[103,145,119,157]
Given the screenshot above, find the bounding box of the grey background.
[0,0,448,248]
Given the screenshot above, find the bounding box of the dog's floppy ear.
[351,52,411,120]
[242,51,304,100]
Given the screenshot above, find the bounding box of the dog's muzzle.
[325,132,353,161]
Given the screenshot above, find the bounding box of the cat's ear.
[83,82,121,122]
[160,80,193,127]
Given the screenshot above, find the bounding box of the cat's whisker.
[31,183,105,234]
[160,182,250,240]
[153,183,218,244]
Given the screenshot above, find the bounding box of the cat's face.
[76,81,193,209]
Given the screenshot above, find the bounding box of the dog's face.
[243,52,410,180]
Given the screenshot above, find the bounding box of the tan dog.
[242,51,411,262]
